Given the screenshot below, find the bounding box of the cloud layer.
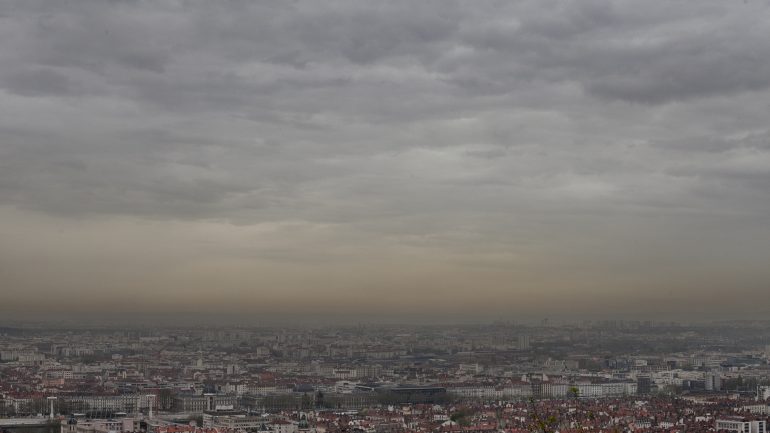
[1,0,770,319]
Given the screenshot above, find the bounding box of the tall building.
[757,385,770,401]
[705,372,722,391]
[517,335,531,350]
[637,375,652,395]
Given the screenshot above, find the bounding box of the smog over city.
[2,2,770,432]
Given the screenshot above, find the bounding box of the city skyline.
[2,0,770,318]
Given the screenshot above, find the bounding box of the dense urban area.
[3,321,770,433]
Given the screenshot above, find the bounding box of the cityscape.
[3,321,770,433]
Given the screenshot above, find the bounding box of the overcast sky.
[1,0,769,321]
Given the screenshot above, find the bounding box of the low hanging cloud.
[1,0,770,318]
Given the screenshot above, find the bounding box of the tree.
[569,387,580,399]
[528,399,559,433]
[301,393,312,410]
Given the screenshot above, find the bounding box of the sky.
[1,0,770,321]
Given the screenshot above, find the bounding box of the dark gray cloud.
[3,68,73,97]
[1,0,770,316]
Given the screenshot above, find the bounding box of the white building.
[716,418,766,433]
